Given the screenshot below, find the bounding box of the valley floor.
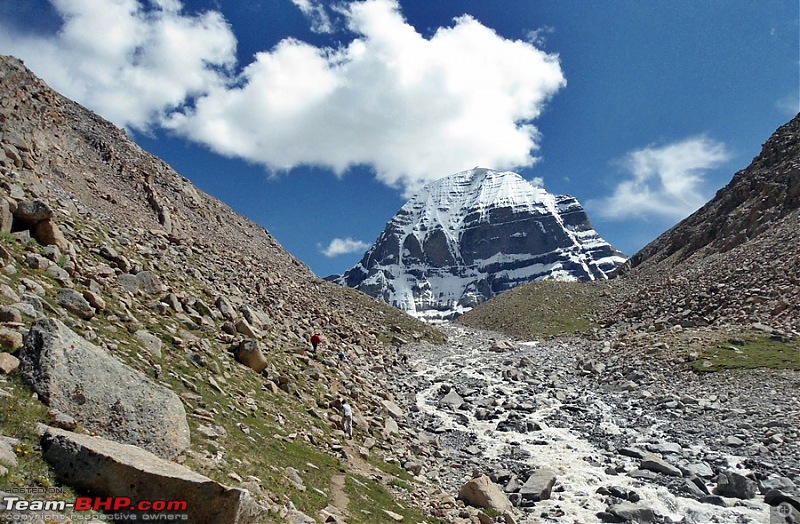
[387,324,799,524]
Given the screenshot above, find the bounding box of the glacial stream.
[390,324,784,524]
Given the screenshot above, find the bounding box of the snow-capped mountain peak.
[330,168,626,320]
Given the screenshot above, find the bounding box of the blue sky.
[1,0,797,278]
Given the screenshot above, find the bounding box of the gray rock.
[215,296,235,321]
[117,271,165,295]
[699,495,732,507]
[607,502,658,523]
[457,475,513,513]
[134,330,163,358]
[55,289,95,320]
[235,318,259,338]
[764,490,800,513]
[232,339,268,373]
[13,199,53,223]
[134,271,165,294]
[759,476,797,495]
[381,399,404,420]
[619,447,647,459]
[440,389,464,409]
[724,435,746,447]
[640,454,682,477]
[520,468,557,502]
[0,352,20,374]
[0,198,12,233]
[679,461,714,478]
[41,426,263,523]
[713,470,758,499]
[20,318,190,459]
[35,219,69,249]
[0,439,17,468]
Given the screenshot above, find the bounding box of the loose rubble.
[386,324,800,523]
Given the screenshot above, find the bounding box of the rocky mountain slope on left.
[0,55,448,524]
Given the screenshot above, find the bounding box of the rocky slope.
[0,54,448,523]
[331,168,625,320]
[608,113,800,335]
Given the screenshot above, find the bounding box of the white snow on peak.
[407,168,552,232]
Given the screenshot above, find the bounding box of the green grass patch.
[457,280,610,339]
[0,374,55,492]
[0,374,103,520]
[344,474,446,524]
[689,336,800,372]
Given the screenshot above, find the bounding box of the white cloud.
[0,0,565,197]
[321,237,370,257]
[166,0,566,196]
[0,0,236,131]
[290,0,334,33]
[526,26,555,48]
[591,136,730,220]
[777,91,800,117]
[529,176,545,188]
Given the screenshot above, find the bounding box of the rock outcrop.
[20,318,190,459]
[41,426,263,523]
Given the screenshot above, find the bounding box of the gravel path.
[388,324,800,523]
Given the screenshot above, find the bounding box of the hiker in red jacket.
[310,333,322,352]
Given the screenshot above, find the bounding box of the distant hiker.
[310,333,322,352]
[337,350,346,364]
[340,398,353,439]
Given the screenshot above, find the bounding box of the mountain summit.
[331,168,625,319]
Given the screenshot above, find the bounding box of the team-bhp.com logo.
[3,494,189,521]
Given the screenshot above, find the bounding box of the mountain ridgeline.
[330,168,626,320]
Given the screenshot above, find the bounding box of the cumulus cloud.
[0,0,237,131]
[591,136,730,220]
[321,237,370,257]
[166,0,566,196]
[0,0,565,196]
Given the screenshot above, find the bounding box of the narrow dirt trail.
[328,442,377,519]
[330,473,350,514]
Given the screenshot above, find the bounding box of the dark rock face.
[331,169,625,319]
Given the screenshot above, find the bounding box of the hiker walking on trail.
[310,333,322,352]
[340,399,353,439]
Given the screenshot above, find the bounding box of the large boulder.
[458,475,513,513]
[713,470,758,500]
[20,318,190,459]
[41,427,264,524]
[519,468,557,502]
[231,339,268,373]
